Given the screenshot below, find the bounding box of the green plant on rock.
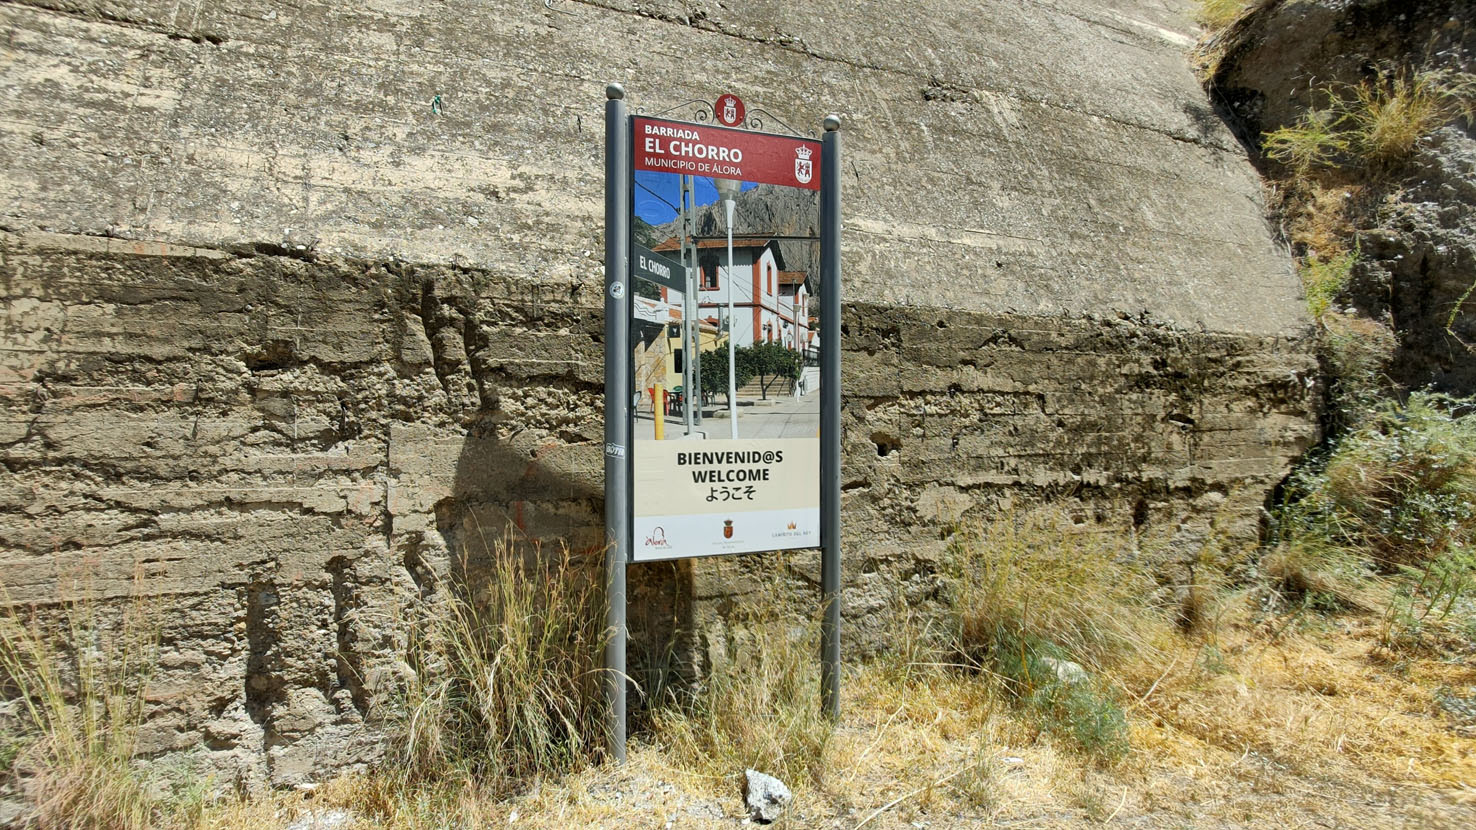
[943,511,1168,760]
[990,632,1130,763]
[1299,248,1357,320]
[1264,108,1351,174]
[1271,393,1476,647]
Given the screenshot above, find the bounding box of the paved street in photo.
[633,391,819,441]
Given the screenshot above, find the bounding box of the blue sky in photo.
[634,171,758,225]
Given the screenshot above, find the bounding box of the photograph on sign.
[630,116,822,561]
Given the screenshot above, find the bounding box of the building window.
[700,255,718,290]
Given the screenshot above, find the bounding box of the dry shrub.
[1262,66,1476,172]
[648,587,832,787]
[1349,69,1450,162]
[1193,0,1254,31]
[946,511,1169,674]
[392,530,608,794]
[1284,183,1359,258]
[944,511,1175,761]
[0,585,159,830]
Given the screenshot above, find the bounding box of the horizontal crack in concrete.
[2,0,228,45]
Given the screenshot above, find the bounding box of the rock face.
[1,0,1316,786]
[1208,0,1476,394]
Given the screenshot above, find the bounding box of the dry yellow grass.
[8,531,1474,828]
[1140,618,1476,788]
[143,605,1475,829]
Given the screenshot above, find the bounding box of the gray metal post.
[603,82,630,762]
[683,175,701,426]
[681,175,696,433]
[818,115,843,719]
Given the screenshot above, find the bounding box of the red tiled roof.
[651,235,782,252]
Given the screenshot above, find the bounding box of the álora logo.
[794,145,813,185]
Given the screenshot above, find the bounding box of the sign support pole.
[681,175,700,432]
[819,115,843,719]
[603,81,631,763]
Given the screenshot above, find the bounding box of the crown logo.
[795,146,813,160]
[787,521,797,530]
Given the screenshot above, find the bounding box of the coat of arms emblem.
[714,93,745,127]
[794,145,813,185]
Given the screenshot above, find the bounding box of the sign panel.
[634,438,819,559]
[634,116,822,191]
[629,118,822,562]
[632,243,686,292]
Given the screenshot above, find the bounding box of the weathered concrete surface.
[1,0,1317,787]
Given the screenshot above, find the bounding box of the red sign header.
[633,116,821,191]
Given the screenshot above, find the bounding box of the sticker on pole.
[629,115,822,561]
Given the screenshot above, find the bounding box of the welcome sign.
[627,109,823,562]
[602,85,844,757]
[634,439,819,559]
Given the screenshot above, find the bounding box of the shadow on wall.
[435,399,700,717]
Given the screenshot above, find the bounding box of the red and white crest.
[794,145,813,185]
[715,93,745,127]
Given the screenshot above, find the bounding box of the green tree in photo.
[737,342,803,400]
[699,341,753,405]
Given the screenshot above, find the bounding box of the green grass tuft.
[1271,393,1476,648]
[391,529,608,794]
[1264,109,1351,174]
[648,587,833,787]
[943,511,1169,760]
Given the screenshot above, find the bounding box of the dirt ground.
[278,615,1474,829]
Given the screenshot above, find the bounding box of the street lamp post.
[714,177,742,438]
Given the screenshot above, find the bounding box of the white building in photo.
[654,235,811,352]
